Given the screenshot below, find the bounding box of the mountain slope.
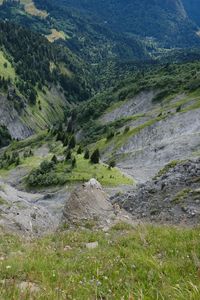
[54,0,200,47]
[73,61,200,182]
[0,21,92,140]
[0,0,148,64]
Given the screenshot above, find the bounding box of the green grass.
[0,50,15,80]
[0,225,200,299]
[21,155,48,169]
[1,134,133,187]
[55,154,134,186]
[103,99,128,114]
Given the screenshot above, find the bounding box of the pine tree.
[51,155,58,164]
[108,160,116,169]
[84,148,90,159]
[71,157,76,168]
[68,135,76,149]
[65,150,72,160]
[90,149,100,164]
[77,145,82,154]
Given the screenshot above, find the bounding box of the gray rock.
[62,179,136,228]
[86,242,99,249]
[113,158,200,225]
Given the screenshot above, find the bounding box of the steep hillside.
[0,20,92,140]
[55,0,200,47]
[1,225,200,299]
[0,0,148,64]
[73,61,200,182]
[0,2,200,299]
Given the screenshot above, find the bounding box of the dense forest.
[50,0,200,48]
[0,20,92,103]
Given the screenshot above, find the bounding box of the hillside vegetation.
[0,0,148,65]
[0,225,200,299]
[73,60,200,141]
[0,131,132,187]
[0,20,94,141]
[52,0,200,48]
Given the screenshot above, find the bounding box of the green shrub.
[124,126,130,134]
[108,160,116,169]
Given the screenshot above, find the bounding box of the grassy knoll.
[56,154,133,186]
[0,224,200,299]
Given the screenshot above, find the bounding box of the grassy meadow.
[0,224,200,299]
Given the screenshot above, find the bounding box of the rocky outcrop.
[112,158,200,225]
[62,179,133,228]
[0,93,33,140]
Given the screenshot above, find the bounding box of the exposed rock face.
[0,94,33,140]
[112,158,200,225]
[101,91,200,183]
[62,179,133,227]
[0,179,58,236]
[0,86,68,140]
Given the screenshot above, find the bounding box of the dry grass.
[20,0,48,18]
[46,29,66,43]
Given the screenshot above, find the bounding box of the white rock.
[86,241,99,249]
[64,245,72,251]
[85,179,102,190]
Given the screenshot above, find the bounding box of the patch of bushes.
[26,160,66,187]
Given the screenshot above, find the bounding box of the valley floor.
[0,224,200,299]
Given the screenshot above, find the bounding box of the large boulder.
[62,179,114,225]
[62,179,133,227]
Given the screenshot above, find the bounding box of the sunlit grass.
[55,154,134,186]
[0,225,200,299]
